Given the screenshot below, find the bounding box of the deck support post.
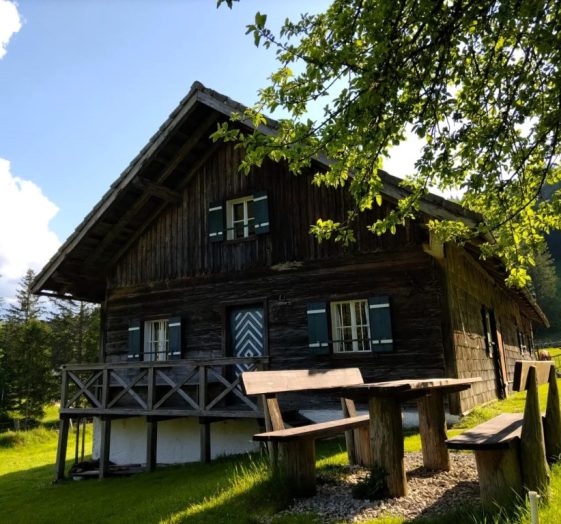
[369,396,407,497]
[146,418,158,472]
[54,418,70,482]
[418,390,450,470]
[200,420,211,464]
[199,364,211,464]
[99,417,112,479]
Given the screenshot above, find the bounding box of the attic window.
[226,196,255,240]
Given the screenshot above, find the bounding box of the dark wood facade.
[34,82,546,422]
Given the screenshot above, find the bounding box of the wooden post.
[263,394,283,470]
[341,398,358,465]
[520,366,550,499]
[74,417,81,464]
[54,418,70,482]
[279,438,316,497]
[369,396,407,497]
[417,390,450,470]
[99,417,112,479]
[544,365,561,463]
[474,443,523,511]
[146,418,158,472]
[200,420,211,464]
[199,365,211,463]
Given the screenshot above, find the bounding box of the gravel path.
[278,452,480,523]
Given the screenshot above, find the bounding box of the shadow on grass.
[0,452,307,524]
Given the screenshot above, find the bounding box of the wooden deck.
[55,357,268,481]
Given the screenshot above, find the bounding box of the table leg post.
[418,391,450,471]
[369,396,407,497]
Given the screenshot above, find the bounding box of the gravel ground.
[278,452,480,523]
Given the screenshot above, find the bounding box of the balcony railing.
[60,357,268,419]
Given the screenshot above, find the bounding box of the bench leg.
[279,438,316,497]
[353,426,372,467]
[474,443,523,511]
[418,391,450,471]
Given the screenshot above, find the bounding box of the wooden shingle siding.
[109,142,425,289]
[444,244,534,413]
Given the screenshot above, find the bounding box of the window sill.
[224,235,258,244]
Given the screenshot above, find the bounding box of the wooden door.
[230,306,265,376]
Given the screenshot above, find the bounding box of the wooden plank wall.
[444,244,534,413]
[109,141,425,289]
[105,249,447,412]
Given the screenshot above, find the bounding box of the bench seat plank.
[446,413,523,450]
[254,414,370,441]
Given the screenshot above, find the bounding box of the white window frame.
[226,196,255,240]
[144,319,169,361]
[330,299,371,353]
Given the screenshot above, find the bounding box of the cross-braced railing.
[60,357,268,418]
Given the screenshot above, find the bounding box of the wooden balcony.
[55,357,269,481]
[59,357,268,419]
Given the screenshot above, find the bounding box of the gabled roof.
[31,82,547,325]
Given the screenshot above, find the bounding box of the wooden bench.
[241,368,371,496]
[446,361,561,509]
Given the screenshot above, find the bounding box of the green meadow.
[1,379,561,523]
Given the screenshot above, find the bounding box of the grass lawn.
[1,380,561,524]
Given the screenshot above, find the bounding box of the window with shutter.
[128,320,142,361]
[168,316,182,359]
[306,302,330,355]
[253,191,270,235]
[208,202,225,242]
[331,300,371,353]
[368,296,394,353]
[144,319,169,361]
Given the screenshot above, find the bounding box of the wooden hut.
[31,82,547,477]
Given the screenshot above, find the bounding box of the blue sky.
[0,0,419,301]
[0,0,333,299]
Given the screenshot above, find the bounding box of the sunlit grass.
[1,376,560,523]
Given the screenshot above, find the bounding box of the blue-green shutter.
[368,296,393,353]
[168,316,182,360]
[208,202,224,242]
[253,191,270,235]
[128,319,142,361]
[307,302,330,355]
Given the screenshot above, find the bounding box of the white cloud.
[0,0,21,59]
[0,158,61,300]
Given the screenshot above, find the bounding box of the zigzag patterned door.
[230,306,265,377]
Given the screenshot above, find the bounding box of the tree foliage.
[216,0,561,287]
[0,271,100,426]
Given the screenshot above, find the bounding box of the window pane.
[331,300,370,353]
[234,222,245,238]
[246,200,254,220]
[233,202,244,221]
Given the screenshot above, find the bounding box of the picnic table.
[340,377,481,497]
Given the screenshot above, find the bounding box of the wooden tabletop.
[339,377,482,400]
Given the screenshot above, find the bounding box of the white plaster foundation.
[92,408,460,465]
[92,417,261,465]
